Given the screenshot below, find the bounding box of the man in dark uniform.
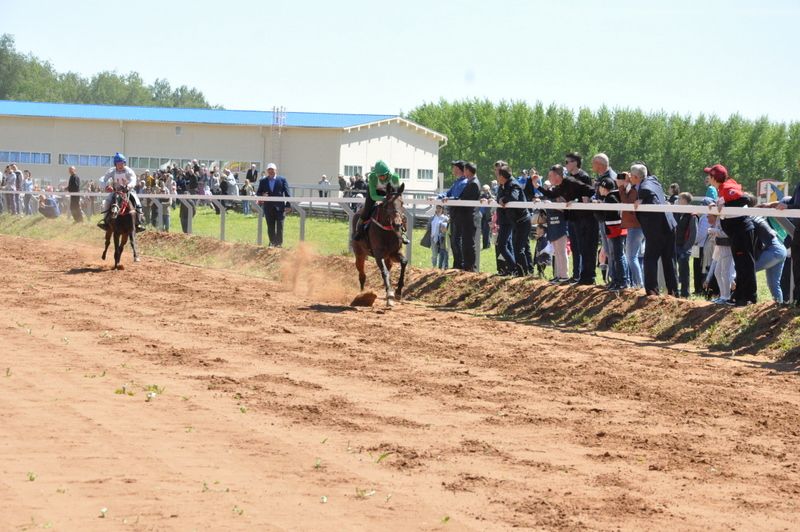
[67,166,83,223]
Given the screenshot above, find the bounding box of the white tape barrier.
[2,190,799,219]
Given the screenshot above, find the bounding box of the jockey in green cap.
[353,160,407,243]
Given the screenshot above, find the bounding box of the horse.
[101,189,139,269]
[351,182,408,307]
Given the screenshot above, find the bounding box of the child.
[705,214,735,304]
[533,224,553,278]
[597,177,629,290]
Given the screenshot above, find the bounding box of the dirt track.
[1,234,799,531]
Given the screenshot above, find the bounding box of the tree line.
[0,34,215,109]
[406,99,800,194]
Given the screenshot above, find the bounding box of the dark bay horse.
[351,182,408,307]
[101,189,138,270]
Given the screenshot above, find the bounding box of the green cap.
[369,160,391,178]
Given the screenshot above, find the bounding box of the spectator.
[534,156,597,284]
[543,165,570,283]
[592,153,621,285]
[617,171,644,288]
[630,163,678,296]
[752,214,787,303]
[3,164,20,214]
[704,173,719,200]
[667,183,680,204]
[22,170,34,215]
[767,177,800,306]
[242,178,255,215]
[533,224,553,278]
[37,187,60,218]
[338,174,348,197]
[705,164,757,305]
[256,162,292,248]
[563,152,597,283]
[439,160,467,269]
[318,174,330,197]
[457,162,482,272]
[66,166,83,223]
[352,173,367,194]
[495,164,530,276]
[246,164,259,183]
[693,197,716,296]
[675,192,697,297]
[490,179,499,198]
[429,204,449,269]
[705,214,734,304]
[596,177,629,290]
[479,184,493,249]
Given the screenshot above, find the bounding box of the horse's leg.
[394,252,408,301]
[355,252,367,291]
[120,233,129,266]
[130,229,139,262]
[374,256,393,306]
[102,228,112,261]
[113,232,121,269]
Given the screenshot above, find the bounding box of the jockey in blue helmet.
[97,153,145,232]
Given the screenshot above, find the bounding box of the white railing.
[2,190,798,267]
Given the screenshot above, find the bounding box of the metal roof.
[0,100,397,128]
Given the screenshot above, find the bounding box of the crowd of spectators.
[4,153,800,307]
[428,154,800,307]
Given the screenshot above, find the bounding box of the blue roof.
[0,100,397,128]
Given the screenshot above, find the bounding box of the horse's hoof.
[116,264,125,271]
[386,299,395,307]
[134,257,141,262]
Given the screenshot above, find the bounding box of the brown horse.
[101,189,138,270]
[351,182,407,307]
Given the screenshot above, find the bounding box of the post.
[257,207,264,245]
[294,204,307,241]
[152,200,164,231]
[210,200,226,241]
[405,210,414,264]
[178,198,195,234]
[340,203,355,252]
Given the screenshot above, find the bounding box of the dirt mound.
[138,231,800,361]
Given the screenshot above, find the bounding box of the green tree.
[0,33,216,109]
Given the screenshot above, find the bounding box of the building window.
[395,168,410,180]
[344,165,363,177]
[417,169,434,180]
[0,150,52,164]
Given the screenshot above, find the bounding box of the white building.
[0,100,447,191]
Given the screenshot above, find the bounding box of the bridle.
[370,192,404,234]
[111,188,129,219]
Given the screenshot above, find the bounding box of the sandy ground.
[1,234,799,531]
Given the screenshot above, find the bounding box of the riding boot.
[135,207,146,233]
[97,211,110,230]
[353,220,367,241]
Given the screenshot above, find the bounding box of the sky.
[3,0,800,122]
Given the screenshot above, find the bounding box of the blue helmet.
[113,152,127,165]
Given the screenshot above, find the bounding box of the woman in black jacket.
[496,165,531,276]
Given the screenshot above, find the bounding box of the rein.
[370,193,403,232]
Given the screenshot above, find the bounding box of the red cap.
[703,164,729,180]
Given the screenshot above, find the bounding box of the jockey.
[353,160,408,243]
[97,153,145,232]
